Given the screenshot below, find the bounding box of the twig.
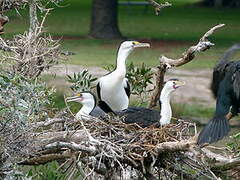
[147,0,172,15]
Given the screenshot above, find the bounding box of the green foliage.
[0,71,55,159]
[227,132,240,157]
[26,161,67,180]
[126,62,153,97]
[66,69,97,92]
[104,62,154,103]
[0,73,55,124]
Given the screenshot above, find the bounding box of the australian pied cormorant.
[118,79,185,127]
[66,91,106,120]
[97,41,150,112]
[198,44,240,144]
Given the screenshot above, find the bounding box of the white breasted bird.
[97,41,150,112]
[66,91,106,120]
[119,79,185,127]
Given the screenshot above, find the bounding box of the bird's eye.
[132,41,139,45]
[77,93,82,97]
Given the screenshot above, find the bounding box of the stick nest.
[80,116,196,160]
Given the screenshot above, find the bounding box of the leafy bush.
[104,62,154,103]
[27,161,68,180]
[0,72,55,163]
[227,132,240,157]
[126,62,153,98]
[66,69,97,92]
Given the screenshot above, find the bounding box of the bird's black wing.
[118,106,160,127]
[96,82,101,100]
[211,62,234,98]
[124,79,131,98]
[232,62,240,99]
[198,74,233,144]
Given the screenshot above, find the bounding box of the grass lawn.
[2,0,240,69]
[2,0,240,117]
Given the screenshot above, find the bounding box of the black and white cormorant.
[198,44,240,144]
[66,91,106,120]
[66,79,184,127]
[118,79,185,127]
[97,41,150,112]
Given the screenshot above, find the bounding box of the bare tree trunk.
[214,0,223,7]
[89,0,123,39]
[29,0,39,34]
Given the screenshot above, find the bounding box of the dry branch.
[45,142,97,155]
[147,0,172,15]
[0,11,62,78]
[18,153,72,165]
[155,139,196,153]
[0,15,8,35]
[18,116,237,179]
[148,24,225,108]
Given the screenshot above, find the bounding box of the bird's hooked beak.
[173,80,185,89]
[66,93,83,102]
[132,41,150,48]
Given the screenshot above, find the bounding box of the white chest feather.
[99,74,129,111]
[75,105,93,120]
[159,89,172,125]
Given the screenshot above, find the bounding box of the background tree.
[89,0,122,39]
[202,0,240,8]
[89,0,171,39]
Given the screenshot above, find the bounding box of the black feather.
[117,107,160,127]
[201,45,240,144]
[98,100,116,114]
[96,82,101,100]
[124,80,131,98]
[198,116,230,144]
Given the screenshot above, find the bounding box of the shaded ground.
[44,64,215,107]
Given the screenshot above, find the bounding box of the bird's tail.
[197,116,230,144]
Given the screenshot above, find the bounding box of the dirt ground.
[45,64,215,107]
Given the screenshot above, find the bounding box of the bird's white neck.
[159,87,173,125]
[115,48,132,77]
[76,102,95,120]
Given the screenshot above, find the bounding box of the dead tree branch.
[147,0,172,15]
[0,15,8,35]
[16,117,239,179]
[0,11,62,78]
[148,24,225,108]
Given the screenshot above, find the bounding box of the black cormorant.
[198,44,240,144]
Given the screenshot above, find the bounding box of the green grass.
[2,0,240,69]
[173,103,214,119]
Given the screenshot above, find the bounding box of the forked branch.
[147,0,172,15]
[148,24,225,108]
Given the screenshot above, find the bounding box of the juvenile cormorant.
[97,41,150,112]
[66,91,106,120]
[198,44,240,144]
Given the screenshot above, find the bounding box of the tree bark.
[29,0,39,34]
[0,15,9,35]
[89,0,123,39]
